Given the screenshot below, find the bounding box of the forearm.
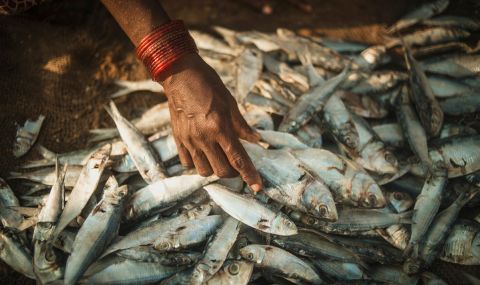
[101,0,171,46]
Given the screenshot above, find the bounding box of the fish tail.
[398,210,413,224]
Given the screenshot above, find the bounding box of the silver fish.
[415,192,477,270]
[204,183,298,235]
[153,215,223,252]
[279,67,349,133]
[83,255,184,285]
[421,15,480,31]
[14,114,45,157]
[206,260,254,285]
[101,202,212,257]
[440,93,480,115]
[406,153,447,257]
[54,144,111,237]
[292,148,386,208]
[272,230,367,267]
[377,224,410,250]
[124,174,218,221]
[235,48,263,103]
[191,217,241,284]
[388,27,470,48]
[105,101,166,183]
[0,227,35,279]
[0,178,24,230]
[8,164,83,188]
[64,183,128,285]
[240,244,323,285]
[404,45,444,137]
[258,130,308,149]
[109,79,164,98]
[421,53,480,78]
[243,142,337,221]
[33,162,66,242]
[440,219,480,265]
[387,0,449,33]
[395,85,431,166]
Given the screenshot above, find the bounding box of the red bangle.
[136,20,198,81]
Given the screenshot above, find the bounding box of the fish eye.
[155,241,171,251]
[393,192,403,200]
[368,194,377,206]
[246,253,255,260]
[284,220,295,228]
[228,263,240,275]
[306,217,316,225]
[318,205,328,217]
[384,152,396,164]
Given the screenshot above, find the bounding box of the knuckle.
[230,152,247,170]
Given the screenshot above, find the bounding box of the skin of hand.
[158,53,264,192]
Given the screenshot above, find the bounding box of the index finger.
[217,135,263,192]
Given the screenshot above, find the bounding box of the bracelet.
[136,20,198,81]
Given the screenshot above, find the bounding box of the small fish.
[439,93,480,116]
[420,53,480,78]
[64,182,128,285]
[323,94,360,149]
[101,203,212,257]
[395,85,431,166]
[191,217,241,284]
[292,148,386,208]
[243,142,337,221]
[14,115,45,158]
[272,230,367,267]
[53,144,111,237]
[83,255,185,285]
[439,219,480,265]
[421,15,480,31]
[240,244,323,285]
[258,130,308,149]
[0,227,35,279]
[105,101,166,183]
[109,79,164,98]
[33,162,66,242]
[235,48,263,103]
[279,67,349,133]
[405,153,447,258]
[205,183,298,235]
[386,0,449,33]
[387,27,470,48]
[404,45,444,137]
[124,174,218,221]
[8,164,83,187]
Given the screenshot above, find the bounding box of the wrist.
[136,20,198,83]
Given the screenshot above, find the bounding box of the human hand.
[158,53,263,192]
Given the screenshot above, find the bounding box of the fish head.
[239,245,266,264]
[270,214,298,236]
[362,181,386,208]
[33,241,62,273]
[369,149,399,174]
[387,191,414,213]
[302,178,338,221]
[190,266,206,285]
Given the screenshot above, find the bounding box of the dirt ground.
[0,0,479,284]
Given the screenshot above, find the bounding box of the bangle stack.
[136,20,198,81]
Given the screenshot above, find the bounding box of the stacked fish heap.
[3,0,480,284]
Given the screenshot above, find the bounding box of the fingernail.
[250,183,262,192]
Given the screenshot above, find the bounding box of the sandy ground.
[0,0,479,283]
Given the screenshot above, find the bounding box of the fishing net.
[0,0,479,284]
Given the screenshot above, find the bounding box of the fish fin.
[398,211,413,224]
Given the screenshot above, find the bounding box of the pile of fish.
[4,0,480,284]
